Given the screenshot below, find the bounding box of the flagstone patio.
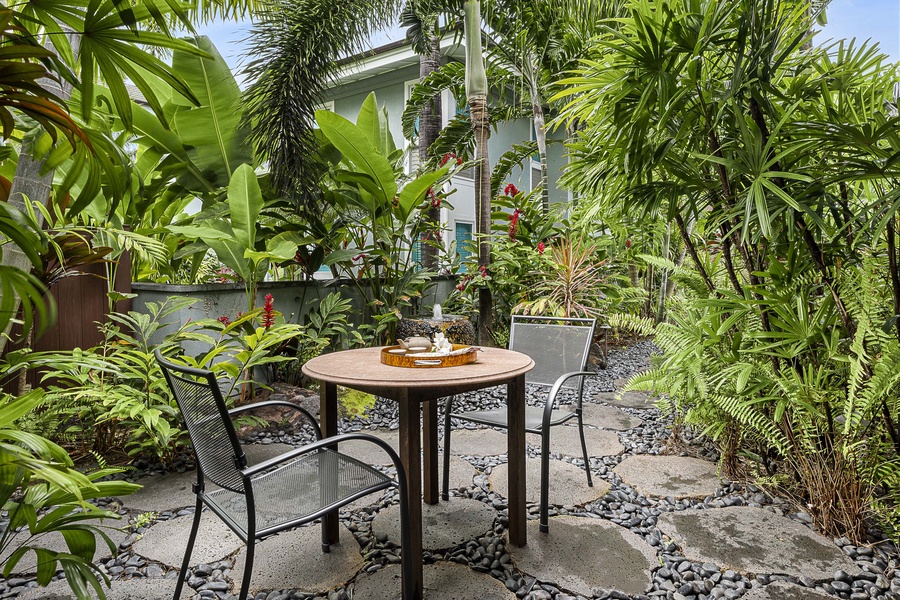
[3,365,898,600]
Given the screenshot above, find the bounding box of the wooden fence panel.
[1,257,132,394]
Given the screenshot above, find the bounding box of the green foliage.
[0,391,140,600]
[20,295,306,464]
[29,297,201,462]
[242,0,401,203]
[338,387,375,419]
[266,292,359,386]
[0,199,54,341]
[558,0,900,541]
[316,94,457,344]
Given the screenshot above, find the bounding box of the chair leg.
[442,396,453,501]
[540,427,551,533]
[173,499,203,600]
[577,416,594,487]
[237,537,255,600]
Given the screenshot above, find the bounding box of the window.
[455,222,473,272]
[410,235,422,267]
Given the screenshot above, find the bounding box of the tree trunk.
[530,89,550,215]
[419,35,443,270]
[464,0,493,345]
[656,223,670,323]
[0,31,79,356]
[675,213,715,294]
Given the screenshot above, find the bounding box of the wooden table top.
[302,346,534,391]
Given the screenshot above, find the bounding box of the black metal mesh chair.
[155,350,413,600]
[442,316,597,532]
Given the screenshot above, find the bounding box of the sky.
[198,1,900,81]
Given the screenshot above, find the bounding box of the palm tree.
[461,0,493,342]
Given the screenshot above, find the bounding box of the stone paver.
[0,518,118,575]
[340,456,477,513]
[593,390,656,409]
[509,516,655,596]
[448,428,510,457]
[19,578,195,600]
[231,524,362,595]
[526,425,624,458]
[372,497,496,550]
[124,469,198,512]
[332,430,399,465]
[123,443,293,512]
[133,512,242,567]
[580,403,644,430]
[490,459,610,507]
[614,455,720,498]
[657,507,860,579]
[352,562,515,599]
[743,581,836,600]
[443,455,478,492]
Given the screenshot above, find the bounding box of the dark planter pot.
[395,315,476,346]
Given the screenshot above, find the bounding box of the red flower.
[294,252,305,264]
[428,187,441,208]
[456,157,463,165]
[262,294,275,330]
[479,264,488,277]
[456,283,465,291]
[508,208,522,240]
[217,315,231,325]
[537,241,545,255]
[440,152,458,166]
[625,239,632,249]
[504,183,520,197]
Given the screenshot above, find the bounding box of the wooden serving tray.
[380,345,478,368]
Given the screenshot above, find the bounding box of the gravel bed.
[2,339,899,600]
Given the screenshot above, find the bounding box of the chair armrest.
[228,401,322,441]
[241,432,405,479]
[542,371,596,429]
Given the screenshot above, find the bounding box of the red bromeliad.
[261,294,276,330]
[440,152,463,167]
[428,187,441,208]
[508,208,522,240]
[503,183,520,197]
[537,241,545,255]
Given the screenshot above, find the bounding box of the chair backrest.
[155,350,246,493]
[509,316,596,390]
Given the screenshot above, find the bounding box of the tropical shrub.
[20,296,306,464]
[315,93,456,344]
[560,0,900,541]
[0,390,139,600]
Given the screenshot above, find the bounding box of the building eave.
[330,30,468,87]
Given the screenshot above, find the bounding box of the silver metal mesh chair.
[442,316,597,532]
[155,350,413,600]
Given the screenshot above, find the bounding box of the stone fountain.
[395,304,476,346]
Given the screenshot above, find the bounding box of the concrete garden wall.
[131,276,460,357]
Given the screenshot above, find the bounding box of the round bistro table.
[302,346,534,600]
